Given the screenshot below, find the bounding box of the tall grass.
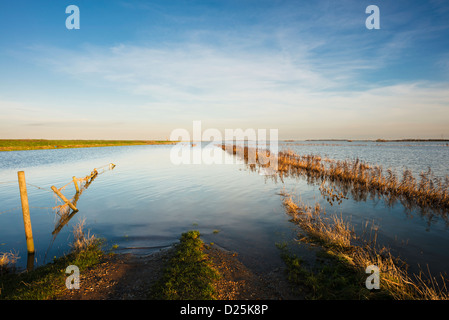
[0,252,19,275]
[70,218,97,253]
[222,144,449,214]
[281,192,449,300]
[282,195,353,250]
[222,144,449,299]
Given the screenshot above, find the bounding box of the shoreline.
[301,139,449,142]
[0,139,178,152]
[0,231,298,300]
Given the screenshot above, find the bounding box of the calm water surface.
[0,141,448,277]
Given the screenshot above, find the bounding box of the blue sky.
[1,0,448,140]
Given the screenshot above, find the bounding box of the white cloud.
[5,15,449,139]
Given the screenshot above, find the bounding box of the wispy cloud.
[5,37,449,139]
[2,0,449,139]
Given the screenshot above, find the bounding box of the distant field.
[0,139,177,151]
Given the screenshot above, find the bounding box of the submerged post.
[51,186,78,212]
[27,252,35,272]
[73,176,80,193]
[17,171,35,255]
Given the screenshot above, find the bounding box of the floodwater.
[0,141,448,279]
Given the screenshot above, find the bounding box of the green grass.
[277,243,391,300]
[0,139,177,151]
[150,230,220,300]
[0,239,104,300]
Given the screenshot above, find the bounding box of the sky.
[0,0,448,140]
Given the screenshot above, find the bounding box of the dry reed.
[281,192,449,300]
[0,251,19,274]
[222,144,449,214]
[70,219,97,253]
[282,193,353,250]
[223,144,449,299]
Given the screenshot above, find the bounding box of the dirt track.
[56,245,303,300]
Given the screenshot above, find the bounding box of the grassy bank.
[0,139,177,152]
[0,221,102,299]
[150,230,220,300]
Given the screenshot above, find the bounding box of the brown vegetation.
[0,252,19,275]
[281,192,449,300]
[221,144,449,215]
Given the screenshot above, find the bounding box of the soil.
[56,244,304,300]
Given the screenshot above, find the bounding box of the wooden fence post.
[17,171,35,255]
[26,252,35,272]
[51,186,79,212]
[73,176,80,193]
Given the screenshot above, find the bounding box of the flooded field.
[0,141,448,279]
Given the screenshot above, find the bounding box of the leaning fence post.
[51,186,79,212]
[73,176,80,193]
[17,171,35,255]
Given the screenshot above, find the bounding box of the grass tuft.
[0,251,19,275]
[150,230,220,300]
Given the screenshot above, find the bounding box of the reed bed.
[221,144,449,214]
[282,195,353,250]
[281,192,449,300]
[222,144,449,299]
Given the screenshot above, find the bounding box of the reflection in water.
[43,164,115,265]
[222,143,449,277]
[26,252,34,272]
[222,144,449,226]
